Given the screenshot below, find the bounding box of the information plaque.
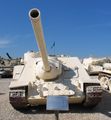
[46,95,69,111]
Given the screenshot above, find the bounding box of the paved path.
[0,79,111,120]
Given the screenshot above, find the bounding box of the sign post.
[46,96,69,120]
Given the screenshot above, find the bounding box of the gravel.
[0,79,111,120]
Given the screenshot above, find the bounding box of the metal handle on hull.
[29,8,50,72]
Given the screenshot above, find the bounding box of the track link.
[83,85,103,108]
[9,86,28,109]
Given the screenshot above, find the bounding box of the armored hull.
[9,53,102,108]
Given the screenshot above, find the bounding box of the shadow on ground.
[17,92,111,118]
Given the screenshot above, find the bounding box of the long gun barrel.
[29,8,50,72]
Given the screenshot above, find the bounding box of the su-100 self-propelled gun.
[9,8,102,109]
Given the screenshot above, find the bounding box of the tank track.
[9,86,29,109]
[83,85,103,108]
[10,98,28,109]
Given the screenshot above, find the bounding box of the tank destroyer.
[9,8,102,109]
[82,57,111,93]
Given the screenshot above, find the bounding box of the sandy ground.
[0,78,111,120]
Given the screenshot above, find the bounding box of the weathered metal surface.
[9,8,103,109]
